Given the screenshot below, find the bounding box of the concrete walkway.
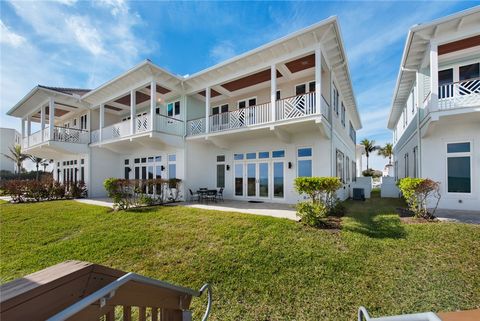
[75,198,114,208]
[182,200,299,221]
[74,198,299,221]
[435,209,480,224]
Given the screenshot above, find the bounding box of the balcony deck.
[187,92,331,137]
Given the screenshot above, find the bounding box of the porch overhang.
[24,140,89,159]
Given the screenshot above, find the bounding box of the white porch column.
[150,80,157,131]
[48,97,55,140]
[99,104,105,142]
[205,87,210,134]
[130,89,136,135]
[26,115,31,148]
[315,47,322,115]
[270,64,277,121]
[429,42,439,112]
[21,118,25,140]
[40,105,46,142]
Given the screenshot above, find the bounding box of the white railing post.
[99,104,105,142]
[130,89,136,135]
[429,42,439,112]
[271,64,276,121]
[48,97,55,140]
[205,87,210,134]
[40,105,46,142]
[150,80,156,131]
[315,47,322,115]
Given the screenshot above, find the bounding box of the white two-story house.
[388,7,480,211]
[7,17,362,204]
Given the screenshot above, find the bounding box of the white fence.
[23,126,89,148]
[156,114,184,136]
[350,177,372,199]
[381,177,400,198]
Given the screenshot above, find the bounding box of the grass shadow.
[343,194,407,239]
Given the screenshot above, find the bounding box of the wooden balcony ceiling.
[114,84,171,107]
[439,35,480,55]
[221,69,283,92]
[198,88,222,97]
[146,83,171,95]
[285,53,315,73]
[105,105,123,111]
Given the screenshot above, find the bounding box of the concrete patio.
[182,200,299,221]
[435,209,480,224]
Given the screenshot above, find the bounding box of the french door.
[235,160,284,200]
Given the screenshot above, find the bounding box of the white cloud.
[95,0,128,17]
[66,16,106,56]
[209,40,236,63]
[0,20,26,47]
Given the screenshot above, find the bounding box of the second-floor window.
[80,114,87,130]
[212,104,228,115]
[349,121,356,143]
[295,81,315,95]
[167,101,180,117]
[333,85,339,116]
[341,103,346,127]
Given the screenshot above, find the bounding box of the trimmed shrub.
[1,178,86,203]
[294,177,344,226]
[104,178,182,211]
[397,178,441,219]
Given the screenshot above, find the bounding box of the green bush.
[294,177,344,226]
[103,178,182,211]
[295,202,327,227]
[397,178,441,219]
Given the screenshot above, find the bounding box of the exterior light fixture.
[288,162,292,169]
[226,165,230,171]
[161,165,165,171]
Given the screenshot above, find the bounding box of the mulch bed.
[396,207,438,224]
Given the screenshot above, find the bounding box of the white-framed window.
[336,150,344,183]
[212,104,228,115]
[297,147,312,177]
[346,156,350,182]
[404,153,409,178]
[352,160,356,182]
[349,121,356,142]
[168,154,177,179]
[216,155,225,188]
[238,97,257,109]
[446,141,471,194]
[295,81,315,95]
[276,90,281,100]
[333,84,339,116]
[167,101,181,117]
[413,146,418,178]
[80,114,88,130]
[341,103,346,127]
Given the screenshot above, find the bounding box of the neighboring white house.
[6,17,362,204]
[387,7,480,211]
[0,127,22,173]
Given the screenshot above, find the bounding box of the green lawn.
[1,195,479,320]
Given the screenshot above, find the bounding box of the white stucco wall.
[381,176,400,198]
[350,177,372,199]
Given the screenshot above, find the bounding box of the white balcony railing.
[156,114,184,136]
[187,118,206,136]
[438,78,480,110]
[91,113,184,144]
[23,126,89,149]
[186,92,330,136]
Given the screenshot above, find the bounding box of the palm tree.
[42,159,53,172]
[2,145,28,176]
[360,139,377,170]
[29,156,45,180]
[378,143,393,165]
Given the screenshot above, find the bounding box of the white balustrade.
[209,102,271,133]
[28,129,43,147]
[90,129,100,144]
[187,118,206,136]
[101,120,130,141]
[156,114,184,136]
[136,114,150,133]
[276,92,317,121]
[23,126,90,148]
[438,78,480,110]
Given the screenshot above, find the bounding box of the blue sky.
[0,0,477,170]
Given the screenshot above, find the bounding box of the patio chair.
[217,187,224,201]
[205,190,217,203]
[189,189,199,202]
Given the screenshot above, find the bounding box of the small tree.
[397,178,441,219]
[28,156,44,180]
[360,139,377,170]
[294,177,343,227]
[2,145,28,175]
[378,143,393,165]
